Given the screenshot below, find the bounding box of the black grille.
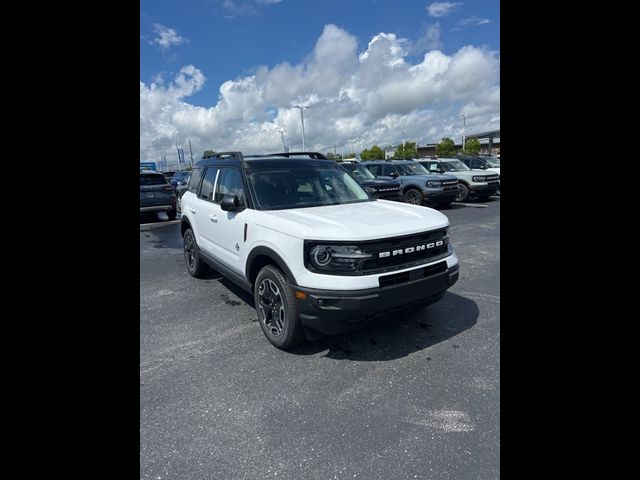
[359,228,449,274]
[379,261,447,288]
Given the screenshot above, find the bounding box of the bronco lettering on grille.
[379,240,444,258]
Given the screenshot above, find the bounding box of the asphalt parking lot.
[140,197,500,480]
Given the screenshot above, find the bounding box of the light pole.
[461,113,467,151]
[277,129,287,152]
[293,105,309,151]
[402,130,407,159]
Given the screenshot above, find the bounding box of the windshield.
[342,163,376,181]
[248,166,372,210]
[484,157,500,167]
[443,160,471,171]
[396,163,429,175]
[140,174,168,186]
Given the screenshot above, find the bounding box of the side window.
[427,162,439,172]
[382,164,396,176]
[214,168,245,206]
[199,167,219,201]
[188,167,203,193]
[366,164,379,176]
[471,159,481,169]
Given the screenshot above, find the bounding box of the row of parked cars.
[140,154,500,221]
[340,155,500,206]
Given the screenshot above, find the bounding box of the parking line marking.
[451,202,488,208]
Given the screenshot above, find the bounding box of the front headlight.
[365,186,378,193]
[427,181,442,187]
[472,176,485,182]
[307,244,373,273]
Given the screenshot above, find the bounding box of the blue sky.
[140,1,500,164]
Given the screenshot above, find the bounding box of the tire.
[167,208,177,220]
[183,228,209,278]
[455,183,470,202]
[403,188,424,205]
[254,265,305,349]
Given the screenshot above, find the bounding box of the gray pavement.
[140,198,500,480]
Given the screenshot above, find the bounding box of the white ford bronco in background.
[180,151,459,348]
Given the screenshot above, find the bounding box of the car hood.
[254,201,449,241]
[360,178,401,187]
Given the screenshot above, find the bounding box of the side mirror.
[220,195,240,212]
[389,171,399,178]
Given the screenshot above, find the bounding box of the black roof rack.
[265,151,329,160]
[201,151,245,161]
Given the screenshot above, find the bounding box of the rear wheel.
[404,188,424,205]
[254,265,305,349]
[456,184,470,202]
[183,228,208,278]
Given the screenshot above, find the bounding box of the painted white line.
[451,202,488,208]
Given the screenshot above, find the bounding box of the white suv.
[180,152,459,348]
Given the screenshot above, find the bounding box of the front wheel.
[456,184,470,202]
[404,188,424,205]
[254,265,305,349]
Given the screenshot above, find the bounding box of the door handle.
[190,208,197,214]
[209,215,218,223]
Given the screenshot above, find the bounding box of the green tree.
[360,145,385,160]
[326,152,342,161]
[393,141,417,159]
[342,152,357,160]
[202,149,215,158]
[435,137,456,157]
[462,138,481,155]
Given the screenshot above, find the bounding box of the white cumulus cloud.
[150,24,186,50]
[458,16,491,26]
[140,24,499,163]
[427,2,463,18]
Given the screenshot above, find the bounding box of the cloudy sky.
[140,0,499,166]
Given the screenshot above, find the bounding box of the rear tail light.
[162,185,174,192]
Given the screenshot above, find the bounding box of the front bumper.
[469,183,499,196]
[140,205,173,213]
[293,261,459,336]
[422,188,458,203]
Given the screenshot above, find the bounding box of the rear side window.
[140,174,168,186]
[198,167,219,201]
[188,168,203,193]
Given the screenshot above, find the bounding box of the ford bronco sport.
[362,159,459,208]
[180,152,459,348]
[418,158,499,202]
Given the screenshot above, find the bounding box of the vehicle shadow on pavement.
[288,292,479,361]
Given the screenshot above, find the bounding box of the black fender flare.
[246,246,298,286]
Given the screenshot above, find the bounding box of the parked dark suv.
[170,171,191,191]
[140,171,177,220]
[339,161,402,201]
[362,159,458,207]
